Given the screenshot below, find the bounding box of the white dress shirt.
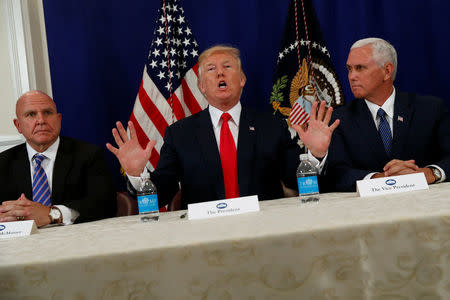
[209,102,325,170]
[26,137,80,225]
[363,89,445,182]
[365,89,396,136]
[208,102,241,148]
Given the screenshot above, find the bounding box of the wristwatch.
[429,166,442,183]
[49,206,62,224]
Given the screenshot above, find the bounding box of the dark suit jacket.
[0,136,116,223]
[326,91,450,192]
[147,107,301,208]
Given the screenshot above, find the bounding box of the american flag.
[129,0,208,170]
[289,101,309,125]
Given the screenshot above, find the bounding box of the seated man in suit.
[0,91,115,227]
[327,38,450,191]
[107,45,339,208]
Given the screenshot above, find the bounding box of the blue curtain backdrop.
[43,0,450,188]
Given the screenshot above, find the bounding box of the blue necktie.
[377,108,392,156]
[32,154,52,206]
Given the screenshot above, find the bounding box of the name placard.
[357,173,429,197]
[0,220,38,239]
[188,195,260,220]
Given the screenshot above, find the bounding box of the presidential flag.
[270,0,344,129]
[129,0,208,171]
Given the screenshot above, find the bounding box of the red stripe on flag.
[138,81,168,137]
[289,102,311,126]
[129,112,149,148]
[290,107,301,120]
[130,112,160,168]
[192,63,199,77]
[181,79,202,114]
[299,115,309,125]
[293,112,308,125]
[149,147,160,169]
[170,94,186,121]
[290,105,302,120]
[297,111,306,120]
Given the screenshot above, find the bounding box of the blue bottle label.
[297,176,319,194]
[137,194,159,214]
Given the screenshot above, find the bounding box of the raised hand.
[292,101,340,158]
[106,121,156,176]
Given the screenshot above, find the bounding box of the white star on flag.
[129,0,208,174]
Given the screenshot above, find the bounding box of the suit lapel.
[52,137,73,203]
[195,109,224,198]
[392,92,412,157]
[12,145,33,199]
[236,107,256,196]
[354,100,390,162]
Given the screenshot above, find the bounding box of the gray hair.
[351,38,398,80]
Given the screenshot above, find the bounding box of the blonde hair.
[197,45,246,81]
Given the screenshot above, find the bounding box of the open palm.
[292,101,340,158]
[106,121,156,176]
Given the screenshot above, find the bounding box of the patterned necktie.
[220,113,239,199]
[32,154,52,206]
[377,108,392,156]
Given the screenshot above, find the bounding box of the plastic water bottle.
[297,154,320,203]
[137,171,159,222]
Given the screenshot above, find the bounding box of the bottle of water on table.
[137,171,159,222]
[297,154,320,203]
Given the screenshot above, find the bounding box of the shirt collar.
[365,88,396,120]
[209,102,242,129]
[26,137,60,162]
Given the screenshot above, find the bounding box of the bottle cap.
[300,154,309,161]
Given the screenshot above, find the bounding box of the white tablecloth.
[1,183,450,299]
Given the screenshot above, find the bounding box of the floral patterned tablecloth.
[1,183,450,299]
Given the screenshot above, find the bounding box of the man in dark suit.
[327,38,450,191]
[0,91,115,226]
[107,45,339,208]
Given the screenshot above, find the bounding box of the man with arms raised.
[108,45,339,208]
[0,91,115,226]
[327,38,450,191]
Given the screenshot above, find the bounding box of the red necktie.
[220,113,239,199]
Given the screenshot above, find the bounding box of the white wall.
[0,0,51,152]
[0,2,18,136]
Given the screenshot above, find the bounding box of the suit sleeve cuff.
[426,164,446,183]
[127,171,147,190]
[364,172,377,180]
[307,150,328,174]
